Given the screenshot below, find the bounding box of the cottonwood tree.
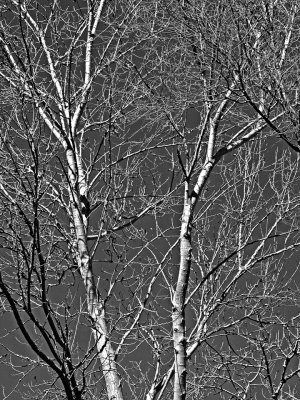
[0,1,300,400]
[0,1,157,398]
[135,1,300,398]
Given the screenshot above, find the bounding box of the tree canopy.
[0,1,300,399]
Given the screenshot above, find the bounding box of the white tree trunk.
[172,201,192,400]
[67,149,123,400]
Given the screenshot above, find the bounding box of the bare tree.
[135,1,300,398]
[0,1,300,400]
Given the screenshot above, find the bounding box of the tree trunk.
[172,200,192,400]
[66,149,123,400]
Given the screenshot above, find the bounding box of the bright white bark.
[66,148,123,400]
[172,179,192,400]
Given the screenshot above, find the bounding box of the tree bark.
[172,199,192,400]
[66,148,123,400]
